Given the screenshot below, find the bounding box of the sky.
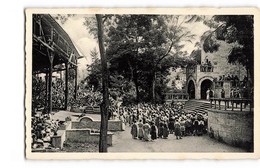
[55,14,98,65]
[56,15,210,74]
[181,18,210,55]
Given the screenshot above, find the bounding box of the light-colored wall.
[208,109,253,151]
[66,129,113,146]
[72,116,123,131]
[51,130,66,149]
[51,120,114,148]
[201,41,246,80]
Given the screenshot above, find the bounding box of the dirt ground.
[108,125,246,153]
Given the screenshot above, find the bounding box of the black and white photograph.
[25,8,259,159]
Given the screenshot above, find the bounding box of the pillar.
[64,62,69,110]
[45,72,49,108]
[48,51,54,113]
[74,65,77,99]
[48,60,53,113]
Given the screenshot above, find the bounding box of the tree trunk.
[96,14,109,152]
[133,69,139,104]
[151,70,156,104]
[127,59,134,81]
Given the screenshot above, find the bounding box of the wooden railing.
[210,98,252,112]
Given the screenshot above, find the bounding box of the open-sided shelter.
[32,14,81,113]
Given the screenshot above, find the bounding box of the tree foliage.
[103,15,197,103]
[85,48,102,91]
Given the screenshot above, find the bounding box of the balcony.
[200,65,214,72]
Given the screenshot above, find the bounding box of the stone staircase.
[183,100,211,113]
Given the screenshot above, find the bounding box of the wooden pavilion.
[32,14,81,113]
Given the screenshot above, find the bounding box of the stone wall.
[208,109,253,151]
[51,120,114,149]
[71,116,123,131]
[66,129,113,146]
[70,106,101,114]
[51,130,66,149]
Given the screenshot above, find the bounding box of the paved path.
[108,126,246,153]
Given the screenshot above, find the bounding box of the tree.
[53,14,111,152]
[106,15,161,103]
[96,14,109,152]
[106,15,196,103]
[90,47,99,63]
[85,48,102,91]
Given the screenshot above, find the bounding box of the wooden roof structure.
[32,14,80,73]
[32,14,81,112]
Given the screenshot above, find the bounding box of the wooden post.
[240,101,243,111]
[231,100,234,111]
[74,65,77,99]
[218,100,221,110]
[214,100,216,109]
[210,99,212,108]
[224,100,227,110]
[48,52,54,113]
[64,62,69,110]
[45,72,49,108]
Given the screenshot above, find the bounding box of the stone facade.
[208,109,253,151]
[186,41,246,99]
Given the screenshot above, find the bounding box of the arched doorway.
[201,79,213,99]
[187,80,195,99]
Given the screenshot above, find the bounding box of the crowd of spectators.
[108,103,208,141]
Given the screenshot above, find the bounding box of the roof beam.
[33,34,54,52]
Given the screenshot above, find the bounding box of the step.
[183,100,212,113]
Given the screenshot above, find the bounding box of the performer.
[221,88,225,98]
[130,120,138,139]
[119,113,126,131]
[180,118,186,137]
[150,122,157,140]
[158,122,164,138]
[174,119,182,140]
[162,121,169,139]
[209,89,214,99]
[193,117,199,136]
[168,116,175,134]
[142,120,151,141]
[137,120,144,140]
[206,88,210,100]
